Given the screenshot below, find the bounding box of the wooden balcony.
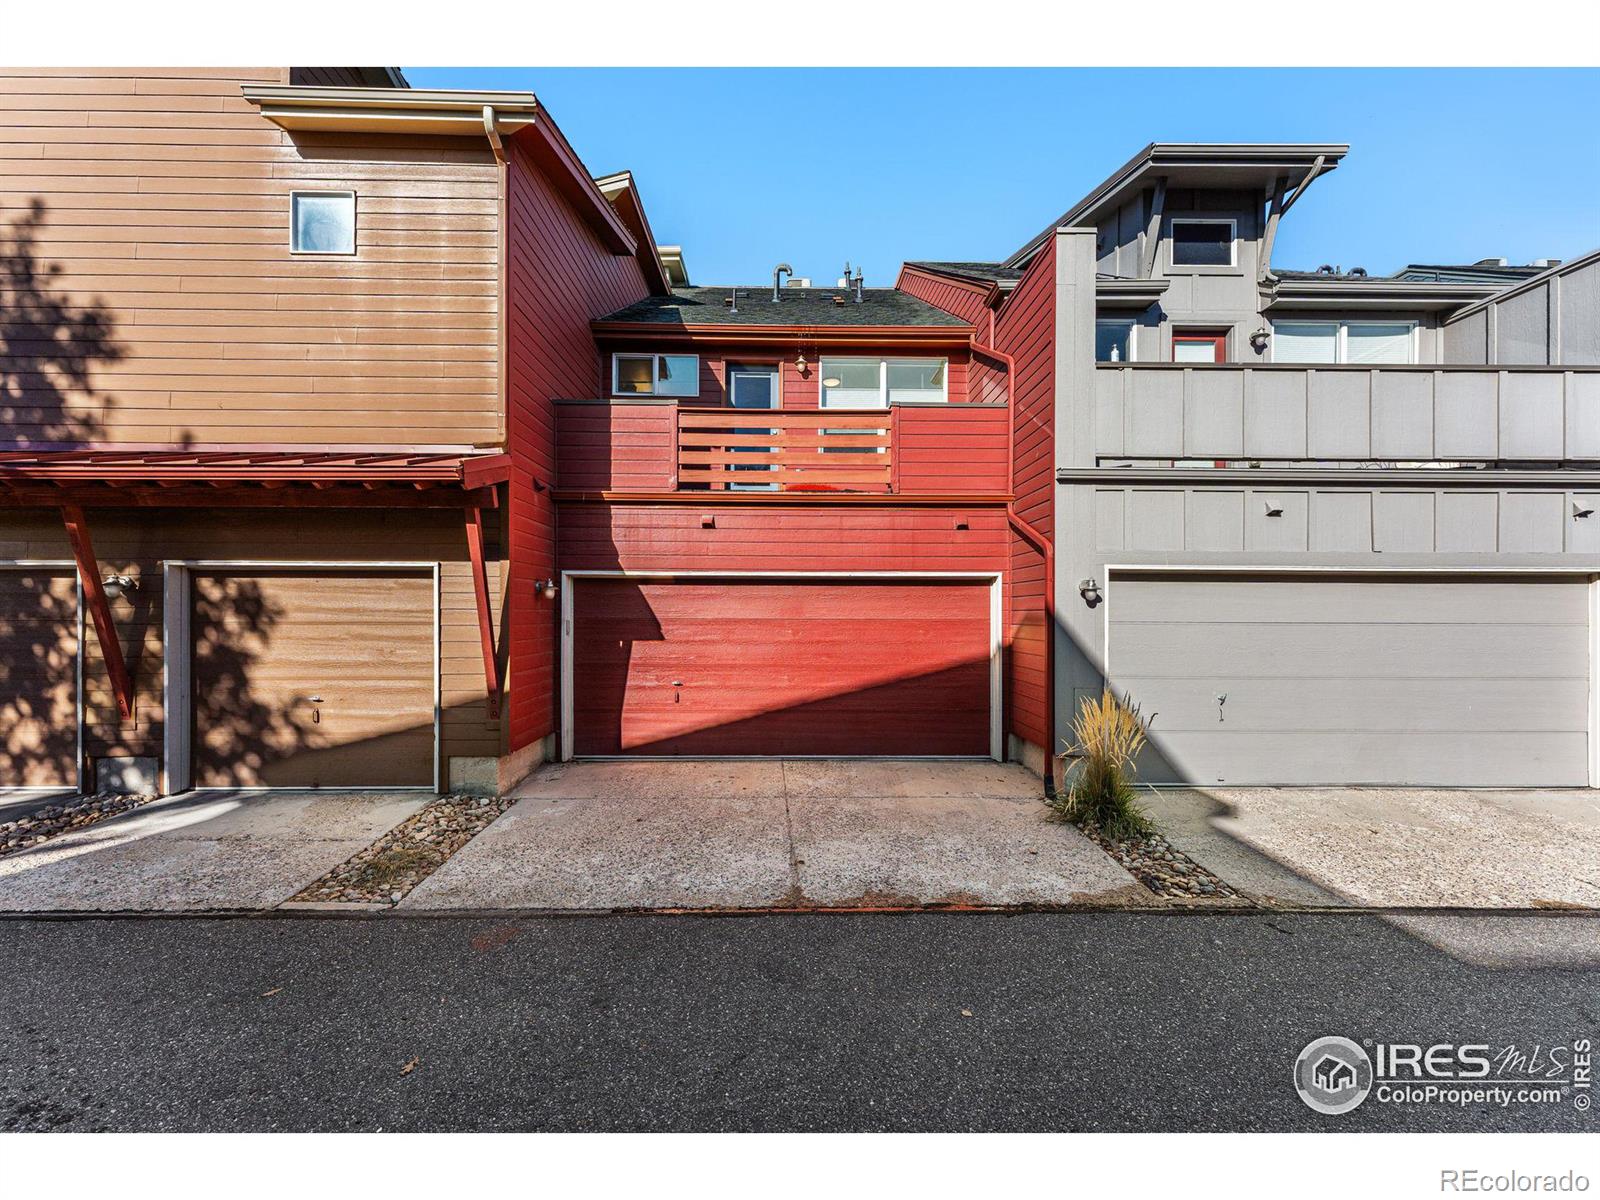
[555,400,1011,497]
[677,409,892,492]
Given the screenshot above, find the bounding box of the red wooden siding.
[556,401,676,491]
[896,265,995,329]
[993,240,1056,752]
[505,136,651,753]
[572,578,992,756]
[894,406,1010,494]
[559,503,1007,574]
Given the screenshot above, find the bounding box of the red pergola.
[0,448,513,722]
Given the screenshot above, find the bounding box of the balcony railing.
[554,399,1012,495]
[676,409,893,492]
[1095,363,1600,463]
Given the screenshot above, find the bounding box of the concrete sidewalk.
[401,761,1143,911]
[0,790,427,912]
[1142,787,1600,909]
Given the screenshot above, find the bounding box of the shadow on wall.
[1,199,123,447]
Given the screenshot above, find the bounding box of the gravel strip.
[0,793,158,859]
[1074,821,1246,902]
[289,793,515,906]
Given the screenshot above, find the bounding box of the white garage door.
[1108,572,1592,787]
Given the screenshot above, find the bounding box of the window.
[1272,321,1415,364]
[819,357,947,408]
[611,353,699,397]
[291,191,355,255]
[1172,331,1228,363]
[1096,320,1135,363]
[1169,218,1236,268]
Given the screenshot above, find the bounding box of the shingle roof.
[597,287,971,327]
[905,261,1028,285]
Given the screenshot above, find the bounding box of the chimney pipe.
[772,263,793,302]
[853,267,864,303]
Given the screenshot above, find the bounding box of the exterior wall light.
[535,578,558,600]
[796,354,809,375]
[102,573,138,601]
[1249,327,1271,354]
[1078,578,1102,606]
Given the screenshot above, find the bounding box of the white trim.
[1103,563,1600,789]
[560,569,1004,763]
[0,560,83,795]
[289,190,357,256]
[610,351,700,398]
[161,560,441,794]
[1168,217,1237,270]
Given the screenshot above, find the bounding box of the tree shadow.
[1,198,123,448]
[2,199,126,791]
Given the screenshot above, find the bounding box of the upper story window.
[819,357,947,408]
[1096,319,1135,363]
[1272,320,1416,364]
[291,191,356,255]
[612,353,699,397]
[1169,218,1236,268]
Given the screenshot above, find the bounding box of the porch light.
[536,578,558,600]
[1249,326,1271,353]
[102,573,138,601]
[796,354,809,375]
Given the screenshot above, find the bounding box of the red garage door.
[572,577,993,756]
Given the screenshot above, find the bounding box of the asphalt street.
[1,912,1596,1132]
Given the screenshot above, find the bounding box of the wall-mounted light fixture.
[796,353,809,375]
[1249,327,1271,354]
[535,578,558,600]
[102,573,138,602]
[1078,578,1102,606]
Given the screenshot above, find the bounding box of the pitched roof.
[597,287,972,328]
[905,261,1028,286]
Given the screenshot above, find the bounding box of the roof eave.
[1264,279,1502,312]
[242,83,540,135]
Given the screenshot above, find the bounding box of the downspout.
[972,328,1055,784]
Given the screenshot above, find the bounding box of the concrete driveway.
[1143,787,1600,909]
[0,790,427,912]
[402,760,1142,911]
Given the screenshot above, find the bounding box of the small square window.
[611,353,700,397]
[1170,219,1235,267]
[614,355,655,394]
[291,192,355,255]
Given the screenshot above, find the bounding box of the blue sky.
[408,68,1600,286]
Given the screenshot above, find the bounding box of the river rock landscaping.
[0,793,157,859]
[1074,820,1245,902]
[290,792,516,906]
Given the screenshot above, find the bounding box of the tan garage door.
[1109,572,1591,787]
[192,570,434,788]
[0,569,80,788]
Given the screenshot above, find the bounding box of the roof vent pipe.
[772,263,793,301]
[853,266,864,303]
[838,260,852,287]
[1349,267,1367,277]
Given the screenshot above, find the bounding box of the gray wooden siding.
[1442,250,1600,366]
[1096,365,1600,462]
[1091,484,1600,555]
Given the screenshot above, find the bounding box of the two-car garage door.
[1109,572,1592,787]
[569,576,997,757]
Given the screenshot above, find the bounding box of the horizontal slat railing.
[1095,364,1600,463]
[677,408,893,492]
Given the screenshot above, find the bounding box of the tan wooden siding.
[0,68,500,447]
[0,568,78,786]
[0,507,504,771]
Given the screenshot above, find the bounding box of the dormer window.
[291,191,355,255]
[1170,218,1236,267]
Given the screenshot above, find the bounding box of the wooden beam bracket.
[464,505,502,719]
[60,504,136,722]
